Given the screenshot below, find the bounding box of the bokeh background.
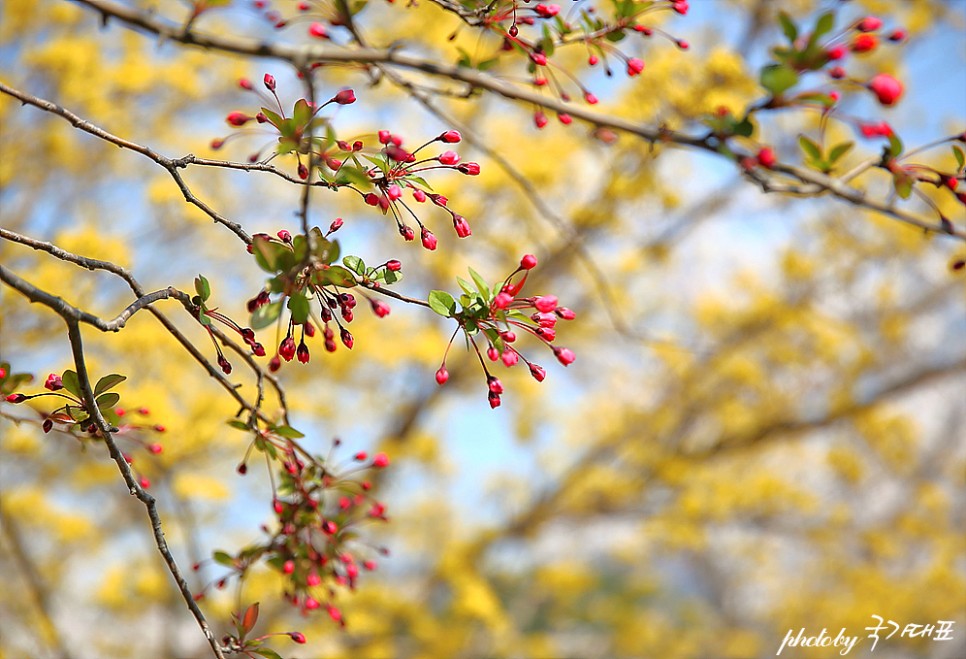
[1,0,965,657]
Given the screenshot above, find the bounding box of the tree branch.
[65,0,965,241]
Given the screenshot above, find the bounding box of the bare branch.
[65,0,966,241]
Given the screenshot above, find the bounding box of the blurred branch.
[0,507,74,659]
[0,264,228,656]
[0,228,289,424]
[67,0,966,241]
[485,357,966,551]
[0,81,251,244]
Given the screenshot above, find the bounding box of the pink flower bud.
[868,73,903,106]
[373,452,390,468]
[553,346,576,366]
[226,111,251,126]
[309,22,327,38]
[435,367,449,385]
[439,130,462,143]
[333,89,356,104]
[453,215,472,238]
[757,147,777,169]
[263,73,276,91]
[421,228,437,251]
[520,254,538,269]
[439,150,460,166]
[856,16,882,33]
[626,58,645,76]
[534,295,558,313]
[386,259,402,271]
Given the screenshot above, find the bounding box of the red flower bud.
[439,150,460,166]
[289,632,306,644]
[553,346,576,366]
[856,16,882,33]
[868,73,903,106]
[458,162,481,176]
[756,147,777,169]
[421,228,437,251]
[372,452,390,467]
[226,112,252,127]
[386,259,402,272]
[309,22,327,38]
[520,254,538,270]
[626,58,645,76]
[279,336,297,361]
[263,73,276,91]
[44,373,63,391]
[453,215,472,238]
[851,33,878,53]
[296,341,310,364]
[333,89,356,105]
[439,130,462,143]
[488,391,501,408]
[435,367,449,385]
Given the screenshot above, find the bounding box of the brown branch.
[0,228,289,423]
[65,0,966,241]
[64,319,227,659]
[0,507,74,659]
[0,80,251,244]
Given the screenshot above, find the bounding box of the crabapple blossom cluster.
[712,11,964,230]
[2,366,164,489]
[216,75,479,246]
[430,254,575,408]
[197,427,390,628]
[243,226,402,371]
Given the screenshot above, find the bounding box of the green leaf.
[798,135,823,162]
[253,649,284,659]
[428,290,457,317]
[343,255,366,276]
[333,166,373,189]
[778,12,797,42]
[95,392,120,409]
[194,275,211,302]
[293,98,312,127]
[732,118,755,138]
[382,269,400,285]
[227,419,250,431]
[259,107,283,129]
[953,145,964,171]
[94,374,126,396]
[403,175,433,191]
[287,294,310,324]
[292,234,308,263]
[827,141,854,164]
[812,11,835,41]
[456,277,475,296]
[312,237,340,265]
[251,300,282,330]
[361,154,389,175]
[604,29,626,43]
[213,550,234,567]
[252,236,284,272]
[760,64,799,96]
[273,425,305,439]
[314,265,357,287]
[893,171,914,199]
[467,267,490,300]
[887,133,904,159]
[61,370,82,398]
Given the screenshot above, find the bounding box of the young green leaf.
[828,141,854,165]
[94,374,126,396]
[798,135,823,162]
[468,267,491,300]
[251,300,283,330]
[95,392,120,410]
[760,64,799,96]
[194,275,211,302]
[61,370,82,399]
[428,290,457,317]
[287,293,310,325]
